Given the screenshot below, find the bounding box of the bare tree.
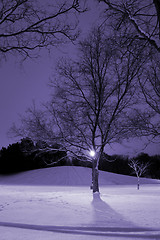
[9,101,57,144]
[98,0,160,53]
[128,158,150,189]
[139,56,160,138]
[0,0,85,60]
[10,27,147,193]
[126,56,160,143]
[9,109,67,168]
[47,27,145,193]
[98,0,160,144]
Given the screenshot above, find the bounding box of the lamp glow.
[89,150,96,157]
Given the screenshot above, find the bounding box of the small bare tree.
[128,158,150,190]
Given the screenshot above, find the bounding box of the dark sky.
[0,0,101,148]
[0,53,52,147]
[0,0,160,156]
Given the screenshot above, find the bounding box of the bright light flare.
[89,150,96,157]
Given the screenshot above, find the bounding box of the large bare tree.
[137,56,160,140]
[0,0,85,60]
[98,0,160,143]
[98,0,160,53]
[47,27,145,193]
[10,27,147,193]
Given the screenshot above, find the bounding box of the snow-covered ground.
[0,166,160,240]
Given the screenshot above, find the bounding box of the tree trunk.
[92,158,99,193]
[137,176,140,190]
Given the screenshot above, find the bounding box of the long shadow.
[0,221,159,239]
[91,192,135,228]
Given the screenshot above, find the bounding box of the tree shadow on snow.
[0,221,159,239]
[91,192,138,228]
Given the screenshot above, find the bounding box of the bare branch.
[0,0,86,60]
[99,0,160,52]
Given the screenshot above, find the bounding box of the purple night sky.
[0,0,160,156]
[0,54,51,147]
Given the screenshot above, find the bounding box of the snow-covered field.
[0,166,160,240]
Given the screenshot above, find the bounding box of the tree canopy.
[0,0,85,60]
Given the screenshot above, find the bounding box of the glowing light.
[89,150,96,157]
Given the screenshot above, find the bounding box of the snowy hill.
[0,166,160,240]
[0,166,159,186]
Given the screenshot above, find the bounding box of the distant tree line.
[72,152,160,180]
[0,138,67,174]
[1,138,160,180]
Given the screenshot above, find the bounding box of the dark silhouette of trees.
[0,139,34,173]
[149,154,160,179]
[2,139,159,179]
[0,138,67,174]
[99,154,131,176]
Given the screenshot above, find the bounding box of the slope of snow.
[0,165,159,186]
[0,166,160,240]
